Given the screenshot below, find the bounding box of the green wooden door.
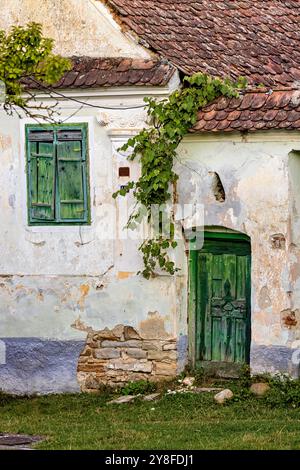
[191,234,251,369]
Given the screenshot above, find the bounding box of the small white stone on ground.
[107,395,137,404]
[194,387,222,393]
[143,393,160,401]
[214,389,234,404]
[182,377,195,387]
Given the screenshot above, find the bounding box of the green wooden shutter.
[28,130,55,222]
[56,130,88,222]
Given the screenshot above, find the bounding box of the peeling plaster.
[281,309,300,328]
[258,286,271,310]
[78,284,90,310]
[179,136,299,354]
[139,311,174,340]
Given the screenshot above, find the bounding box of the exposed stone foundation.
[77,324,177,391]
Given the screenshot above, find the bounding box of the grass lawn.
[1,388,300,450]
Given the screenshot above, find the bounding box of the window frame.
[25,123,91,226]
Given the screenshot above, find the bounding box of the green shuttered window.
[26,124,90,225]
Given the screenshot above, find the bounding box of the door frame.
[188,231,251,370]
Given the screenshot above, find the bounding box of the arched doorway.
[189,231,251,376]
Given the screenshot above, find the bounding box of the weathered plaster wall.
[1,83,300,392]
[177,132,300,377]
[0,0,151,58]
[0,84,184,394]
[286,150,300,367]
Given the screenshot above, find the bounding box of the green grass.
[1,390,300,450]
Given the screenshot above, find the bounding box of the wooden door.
[190,234,251,369]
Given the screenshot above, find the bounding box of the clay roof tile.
[25,57,176,89]
[107,0,300,87]
[192,89,300,133]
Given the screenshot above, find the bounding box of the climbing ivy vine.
[113,73,247,279]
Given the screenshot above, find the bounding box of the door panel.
[195,237,251,367]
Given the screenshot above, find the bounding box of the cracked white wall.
[2,99,300,389]
[3,121,300,346]
[176,132,300,375]
[0,85,182,346]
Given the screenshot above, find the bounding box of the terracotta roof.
[26,57,176,89]
[192,89,300,132]
[107,0,300,87]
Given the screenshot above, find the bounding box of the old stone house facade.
[1,0,300,394]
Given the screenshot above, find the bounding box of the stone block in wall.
[105,369,151,381]
[147,350,177,362]
[111,324,125,339]
[101,339,142,348]
[78,356,89,364]
[80,346,92,356]
[93,328,119,341]
[86,339,100,348]
[163,343,177,351]
[77,362,106,373]
[107,359,152,373]
[84,374,101,390]
[86,357,107,364]
[154,362,177,376]
[105,370,131,381]
[141,340,164,351]
[94,348,121,359]
[128,373,155,382]
[124,326,141,340]
[125,348,147,359]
